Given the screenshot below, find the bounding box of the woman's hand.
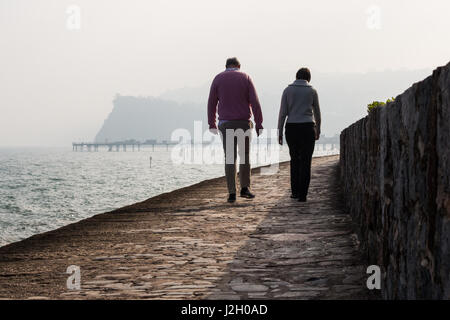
[315,127,321,140]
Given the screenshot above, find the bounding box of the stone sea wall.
[340,62,450,299]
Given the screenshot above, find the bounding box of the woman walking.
[278,68,321,202]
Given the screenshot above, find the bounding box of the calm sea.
[0,145,338,247]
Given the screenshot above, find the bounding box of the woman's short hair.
[296,68,311,82]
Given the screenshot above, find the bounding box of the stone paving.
[0,155,373,299]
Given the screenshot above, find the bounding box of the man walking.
[207,57,263,203]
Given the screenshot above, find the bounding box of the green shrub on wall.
[367,97,395,113]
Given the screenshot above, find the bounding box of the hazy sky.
[1,0,449,146]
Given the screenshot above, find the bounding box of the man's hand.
[278,135,283,145]
[256,127,263,137]
[209,128,218,135]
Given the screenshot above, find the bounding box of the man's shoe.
[240,187,255,199]
[298,196,307,202]
[228,193,236,203]
[291,194,299,199]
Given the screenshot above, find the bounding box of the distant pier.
[72,140,173,152]
[72,142,142,152]
[72,135,340,152]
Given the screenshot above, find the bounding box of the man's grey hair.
[226,57,240,68]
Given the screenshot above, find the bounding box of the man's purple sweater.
[207,69,263,130]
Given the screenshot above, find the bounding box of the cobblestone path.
[0,155,370,299]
